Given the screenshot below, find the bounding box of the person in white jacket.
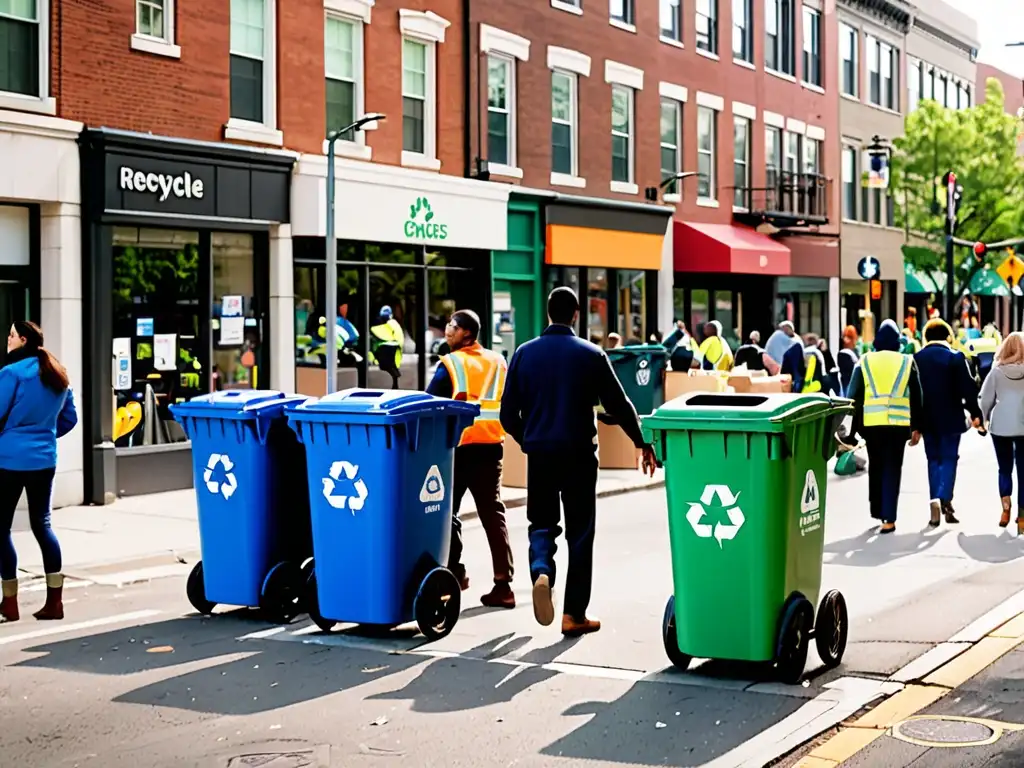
[979,332,1024,533]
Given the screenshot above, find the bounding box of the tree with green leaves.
[892,78,1024,278]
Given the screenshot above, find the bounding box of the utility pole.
[943,171,961,321]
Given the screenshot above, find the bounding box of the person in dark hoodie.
[914,317,983,527]
[843,319,924,533]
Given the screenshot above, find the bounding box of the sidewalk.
[11,468,662,580]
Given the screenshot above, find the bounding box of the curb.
[460,478,665,522]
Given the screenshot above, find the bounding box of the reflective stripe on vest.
[802,352,821,393]
[441,345,507,445]
[861,351,912,427]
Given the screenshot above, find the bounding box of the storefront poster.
[220,316,245,345]
[113,337,132,391]
[136,317,154,336]
[153,333,177,371]
[221,295,243,317]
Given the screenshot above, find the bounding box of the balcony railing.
[733,171,832,227]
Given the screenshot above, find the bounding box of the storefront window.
[715,290,738,349]
[690,289,709,339]
[587,268,608,346]
[617,270,646,343]
[212,233,260,390]
[112,228,201,447]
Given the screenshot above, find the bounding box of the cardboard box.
[501,436,528,488]
[597,420,640,469]
[748,374,792,393]
[665,371,730,400]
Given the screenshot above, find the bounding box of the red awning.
[674,221,791,275]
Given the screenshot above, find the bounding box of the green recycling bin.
[642,391,853,684]
[607,344,669,415]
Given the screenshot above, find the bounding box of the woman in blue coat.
[0,321,77,623]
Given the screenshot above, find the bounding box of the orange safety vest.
[440,343,507,446]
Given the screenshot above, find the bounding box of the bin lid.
[291,388,479,423]
[185,390,287,410]
[607,344,669,360]
[642,392,849,434]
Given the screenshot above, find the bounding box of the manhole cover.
[897,718,996,745]
[226,752,316,768]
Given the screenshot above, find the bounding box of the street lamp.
[645,171,699,203]
[324,113,385,394]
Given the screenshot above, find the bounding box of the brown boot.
[562,614,601,637]
[1001,497,1013,528]
[929,501,941,528]
[0,579,18,623]
[942,501,960,525]
[480,582,515,609]
[33,574,63,621]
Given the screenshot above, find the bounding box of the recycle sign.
[636,358,651,387]
[322,460,369,514]
[686,484,746,548]
[204,453,238,500]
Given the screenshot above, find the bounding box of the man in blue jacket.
[500,288,657,637]
[914,317,983,527]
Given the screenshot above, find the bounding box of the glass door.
[0,279,28,366]
[212,233,261,390]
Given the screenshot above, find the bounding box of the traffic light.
[974,241,988,262]
[870,279,883,300]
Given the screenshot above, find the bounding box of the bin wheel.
[186,561,216,616]
[814,590,849,669]
[259,561,304,624]
[299,558,315,611]
[775,594,814,684]
[414,567,461,641]
[661,595,693,671]
[305,569,337,633]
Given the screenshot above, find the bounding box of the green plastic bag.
[834,450,859,476]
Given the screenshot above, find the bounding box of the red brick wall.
[468,0,839,234]
[977,63,1024,117]
[52,0,466,172]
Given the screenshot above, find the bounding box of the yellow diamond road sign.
[997,254,1024,287]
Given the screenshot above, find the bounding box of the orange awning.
[674,222,791,275]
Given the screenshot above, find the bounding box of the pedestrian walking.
[734,331,766,370]
[800,334,828,393]
[500,287,657,636]
[914,318,983,527]
[426,310,515,608]
[979,332,1024,532]
[842,319,924,533]
[837,326,860,397]
[0,321,78,622]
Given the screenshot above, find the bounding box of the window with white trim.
[487,55,515,167]
[732,0,752,63]
[696,0,717,54]
[660,98,682,195]
[0,0,43,97]
[765,126,782,187]
[867,36,897,110]
[840,22,857,96]
[551,70,577,176]
[660,0,681,42]
[697,106,716,200]
[136,0,171,41]
[229,0,273,124]
[611,85,634,183]
[842,145,856,220]
[765,0,794,75]
[802,5,821,87]
[785,131,800,174]
[803,137,821,174]
[325,14,362,142]
[402,38,429,154]
[908,57,920,111]
[733,116,750,208]
[611,0,634,25]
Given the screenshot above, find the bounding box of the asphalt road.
[3,432,1024,768]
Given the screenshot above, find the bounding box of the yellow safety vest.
[369,318,404,367]
[440,343,506,446]
[802,352,821,393]
[699,336,733,371]
[861,351,912,428]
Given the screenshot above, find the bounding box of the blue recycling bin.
[171,390,312,623]
[286,389,478,640]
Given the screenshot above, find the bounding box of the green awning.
[969,267,1011,297]
[904,261,946,293]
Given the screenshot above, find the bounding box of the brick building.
[467,0,841,352]
[0,0,512,505]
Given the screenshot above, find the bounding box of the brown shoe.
[562,614,601,637]
[481,582,515,609]
[879,522,896,535]
[942,501,959,525]
[33,577,63,621]
[0,579,17,623]
[532,574,554,627]
[929,501,941,528]
[1001,497,1013,528]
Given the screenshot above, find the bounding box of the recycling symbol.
[203,453,238,500]
[636,358,651,387]
[686,484,745,548]
[322,461,369,514]
[420,465,445,504]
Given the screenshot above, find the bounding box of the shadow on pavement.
[956,531,1024,564]
[825,527,949,566]
[540,680,806,766]
[363,634,580,713]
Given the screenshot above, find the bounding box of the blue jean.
[923,432,961,503]
[992,435,1024,508]
[0,467,61,581]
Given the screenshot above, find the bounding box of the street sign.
[997,253,1024,288]
[857,256,881,280]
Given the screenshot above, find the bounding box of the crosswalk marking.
[0,610,162,646]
